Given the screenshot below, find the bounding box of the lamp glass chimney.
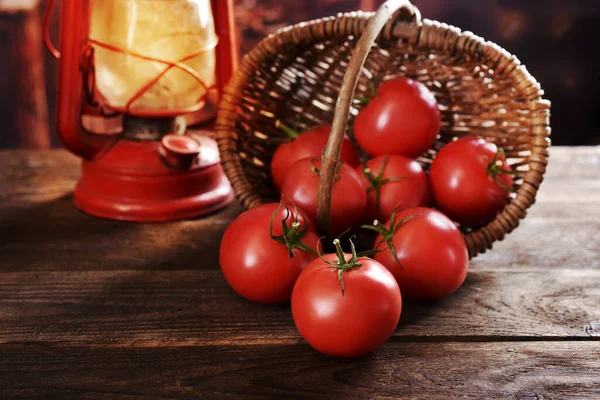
[89,0,217,114]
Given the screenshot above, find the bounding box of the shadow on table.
[0,194,140,272]
[396,271,490,334]
[0,193,135,245]
[0,190,236,274]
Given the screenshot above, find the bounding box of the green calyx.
[362,155,409,213]
[277,122,299,140]
[487,147,520,193]
[361,207,420,268]
[267,121,299,146]
[318,238,362,296]
[354,78,378,106]
[269,202,317,258]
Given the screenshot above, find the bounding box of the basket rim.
[216,9,551,258]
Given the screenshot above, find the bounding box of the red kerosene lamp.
[43,0,237,221]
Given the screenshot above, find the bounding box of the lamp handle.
[43,0,61,59]
[212,0,239,91]
[52,0,109,159]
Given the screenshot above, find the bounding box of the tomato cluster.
[219,77,516,358]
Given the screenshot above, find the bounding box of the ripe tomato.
[357,154,430,223]
[354,77,441,158]
[429,137,515,226]
[281,157,367,236]
[292,239,402,357]
[271,124,360,191]
[367,207,468,301]
[219,202,321,304]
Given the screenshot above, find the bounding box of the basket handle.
[316,0,421,235]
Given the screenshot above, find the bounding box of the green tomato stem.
[269,202,317,258]
[317,237,363,296]
[277,122,299,140]
[362,155,410,213]
[487,147,520,193]
[361,208,420,268]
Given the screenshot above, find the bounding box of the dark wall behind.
[1,0,598,149]
[412,0,600,146]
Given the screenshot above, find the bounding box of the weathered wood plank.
[0,199,597,271]
[0,267,598,344]
[0,148,598,398]
[1,196,598,271]
[0,148,599,344]
[1,148,598,274]
[0,342,599,399]
[0,194,241,272]
[1,147,598,204]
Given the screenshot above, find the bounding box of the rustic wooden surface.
[0,147,599,399]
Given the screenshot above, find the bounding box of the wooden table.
[1,147,599,399]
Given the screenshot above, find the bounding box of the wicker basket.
[216,0,551,258]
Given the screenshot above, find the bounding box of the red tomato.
[354,77,441,158]
[429,137,515,226]
[271,125,361,191]
[369,207,468,301]
[281,157,367,236]
[292,239,402,357]
[357,154,431,223]
[219,203,321,304]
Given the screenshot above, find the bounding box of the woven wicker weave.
[216,0,551,258]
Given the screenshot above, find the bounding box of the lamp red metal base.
[72,137,234,222]
[44,0,239,222]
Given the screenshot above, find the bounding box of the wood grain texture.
[0,147,599,345]
[1,342,599,399]
[0,148,598,398]
[0,149,598,272]
[0,267,598,344]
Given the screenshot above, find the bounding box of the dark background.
[2,0,599,149]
